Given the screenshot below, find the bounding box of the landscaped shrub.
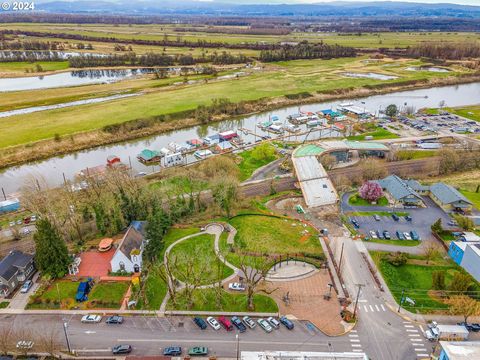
[384,252,408,266]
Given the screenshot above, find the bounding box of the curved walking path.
[160,223,240,311]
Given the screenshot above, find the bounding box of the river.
[1,81,480,196]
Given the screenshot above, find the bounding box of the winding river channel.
[1,81,480,196]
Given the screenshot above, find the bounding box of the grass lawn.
[237,146,279,181]
[135,267,168,310]
[370,251,479,314]
[0,301,9,309]
[223,214,322,268]
[394,150,437,161]
[169,233,234,285]
[27,280,79,309]
[348,193,388,206]
[149,176,209,195]
[0,56,464,149]
[347,127,399,141]
[437,230,456,242]
[88,281,129,308]
[363,238,420,247]
[167,288,278,313]
[0,61,70,74]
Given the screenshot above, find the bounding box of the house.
[0,250,35,297]
[438,341,480,360]
[429,183,473,212]
[376,175,424,206]
[137,149,161,164]
[110,221,147,273]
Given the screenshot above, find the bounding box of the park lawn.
[163,227,201,254]
[237,147,279,181]
[0,56,461,149]
[167,288,278,313]
[460,189,480,210]
[169,233,234,285]
[135,267,168,310]
[348,193,388,206]
[448,106,480,123]
[347,127,399,141]
[370,251,477,314]
[88,281,129,309]
[394,150,437,160]
[224,215,322,268]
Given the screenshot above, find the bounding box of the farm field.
[0,56,468,149]
[2,23,480,48]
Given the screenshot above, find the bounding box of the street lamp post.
[63,322,72,354]
[235,332,240,360]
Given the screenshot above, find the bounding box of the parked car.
[457,322,480,332]
[20,228,31,236]
[267,317,280,329]
[193,317,207,330]
[405,215,412,222]
[376,230,384,240]
[228,282,246,291]
[218,316,233,331]
[106,315,123,324]
[351,219,360,229]
[20,280,33,294]
[392,214,400,221]
[383,231,391,240]
[23,217,30,224]
[8,221,15,227]
[16,341,34,350]
[163,346,182,356]
[279,316,294,330]
[257,318,273,333]
[30,215,37,222]
[112,344,132,355]
[242,316,256,329]
[410,230,420,241]
[396,231,405,240]
[188,347,208,356]
[373,214,381,221]
[403,232,412,240]
[231,316,247,333]
[16,219,22,225]
[81,314,102,323]
[369,230,378,239]
[206,316,221,330]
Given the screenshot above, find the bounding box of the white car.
[257,318,273,333]
[228,282,246,291]
[16,341,34,349]
[81,314,102,323]
[267,317,280,329]
[242,316,256,329]
[403,232,412,240]
[206,316,221,330]
[21,228,31,236]
[20,280,33,294]
[369,230,378,239]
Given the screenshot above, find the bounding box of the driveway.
[7,273,40,310]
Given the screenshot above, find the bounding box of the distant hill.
[32,1,480,18]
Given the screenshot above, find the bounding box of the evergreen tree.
[34,219,70,279]
[144,209,171,263]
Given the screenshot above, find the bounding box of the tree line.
[68,51,248,68]
[406,43,480,60]
[259,41,356,62]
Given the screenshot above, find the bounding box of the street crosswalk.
[361,303,387,313]
[348,330,364,353]
[403,321,430,358]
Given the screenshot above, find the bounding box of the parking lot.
[342,194,454,244]
[401,113,480,134]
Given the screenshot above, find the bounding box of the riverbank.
[0,73,479,171]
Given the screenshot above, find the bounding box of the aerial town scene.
[0,0,480,359]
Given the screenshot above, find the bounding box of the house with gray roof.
[110,221,147,273]
[0,250,35,297]
[429,183,473,212]
[376,175,424,206]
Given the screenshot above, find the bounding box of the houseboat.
[288,114,309,125]
[219,130,238,142]
[163,152,185,168]
[187,139,203,147]
[307,119,324,128]
[194,149,213,160]
[257,120,273,129]
[285,124,301,133]
[137,149,162,163]
[214,141,234,153]
[203,134,221,145]
[266,124,284,134]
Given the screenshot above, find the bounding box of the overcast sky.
[236,0,480,4]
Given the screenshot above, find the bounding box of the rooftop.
[430,183,472,206]
[0,250,33,281]
[294,144,325,157]
[440,341,480,359]
[377,175,422,202]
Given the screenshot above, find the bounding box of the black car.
[392,214,400,221]
[193,317,207,330]
[112,344,132,355]
[231,316,247,333]
[376,230,384,240]
[383,230,391,240]
[405,215,412,222]
[279,316,294,330]
[106,315,123,324]
[163,346,182,356]
[458,322,480,332]
[351,219,360,229]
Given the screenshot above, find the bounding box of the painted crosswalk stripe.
[351,330,357,333]
[409,334,421,337]
[358,299,368,303]
[405,325,414,328]
[363,305,368,312]
[352,350,363,352]
[414,348,428,352]
[349,334,359,338]
[411,339,423,342]
[375,305,380,311]
[403,321,410,324]
[369,305,374,312]
[351,344,362,348]
[381,304,386,311]
[417,354,430,357]
[350,339,360,343]
[407,329,419,332]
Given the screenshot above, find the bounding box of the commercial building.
[448,242,480,281]
[439,341,480,360]
[429,183,473,212]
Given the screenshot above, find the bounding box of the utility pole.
[353,284,365,319]
[63,322,72,354]
[398,289,405,313]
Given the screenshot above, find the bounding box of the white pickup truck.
[425,322,469,341]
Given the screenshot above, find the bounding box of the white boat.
[285,124,301,133]
[307,119,323,127]
[267,124,284,134]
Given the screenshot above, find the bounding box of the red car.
[218,316,233,331]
